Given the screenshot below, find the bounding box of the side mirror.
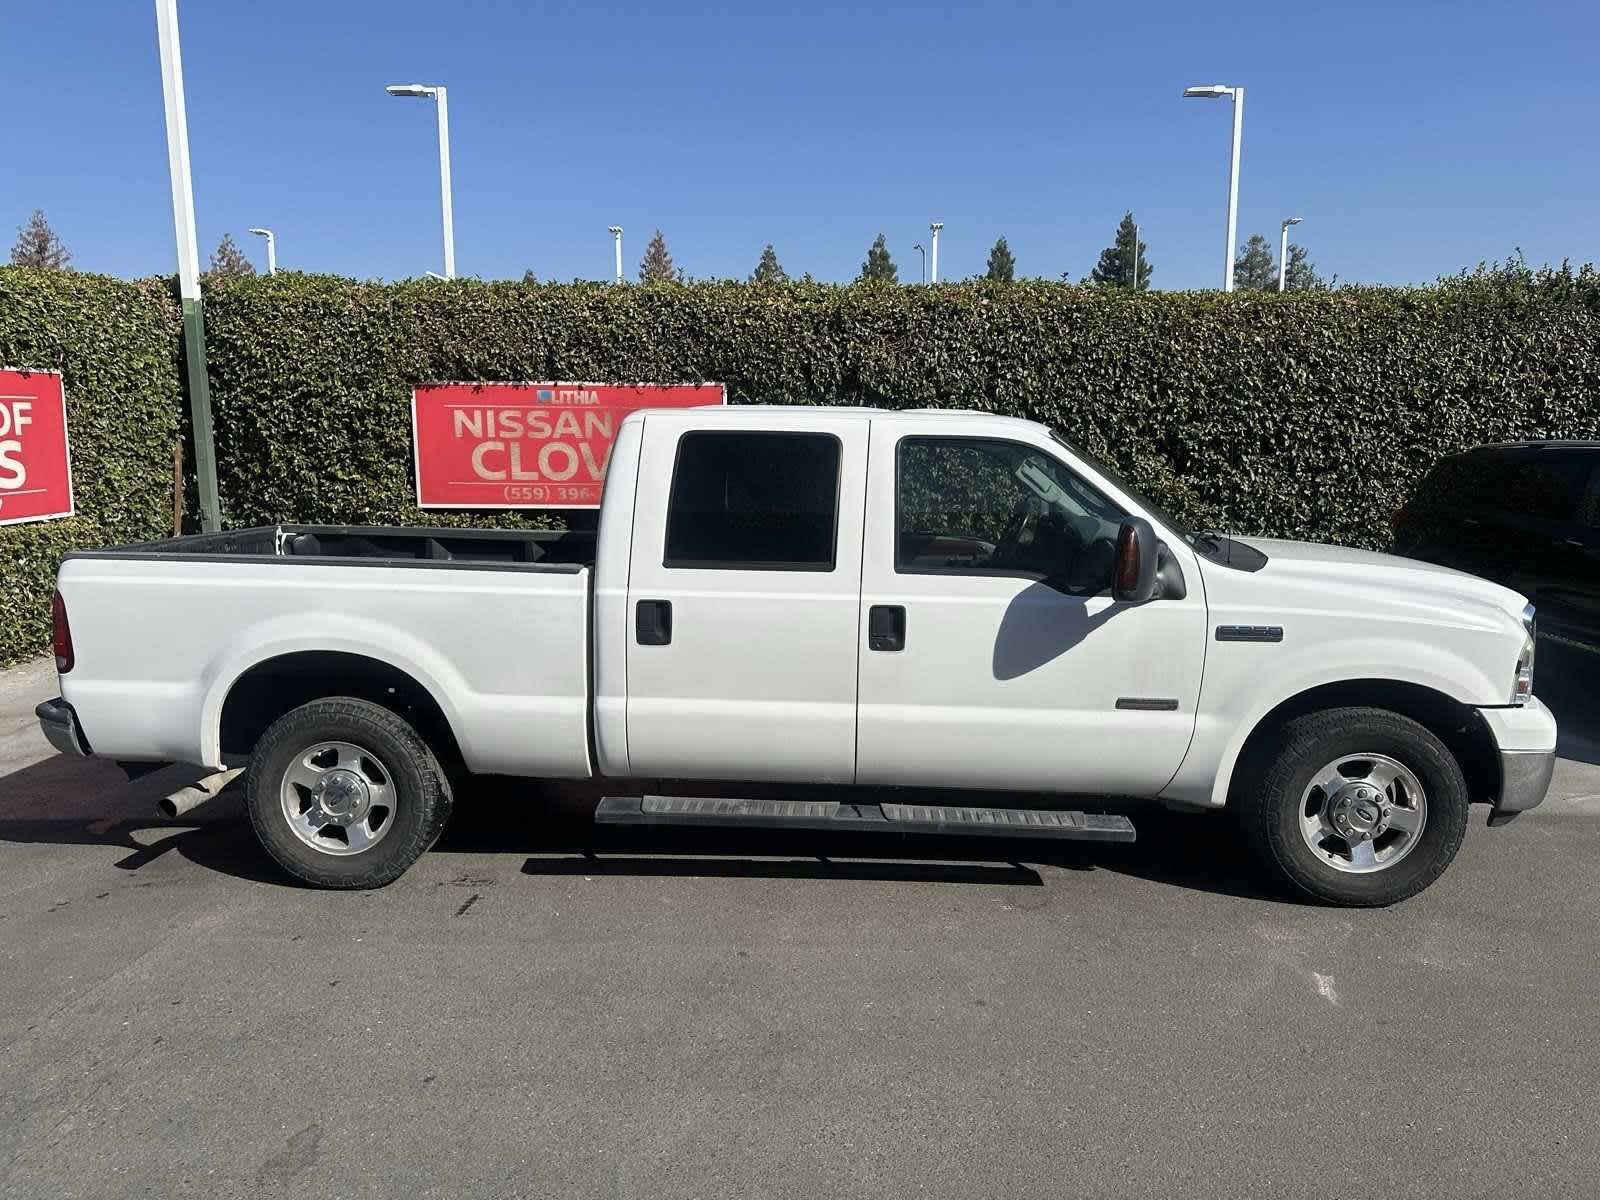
[1113,518,1160,602]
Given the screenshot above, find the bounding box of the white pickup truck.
[37,406,1556,905]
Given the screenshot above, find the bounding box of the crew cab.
[37,407,1558,905]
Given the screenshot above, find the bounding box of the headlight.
[1513,603,1536,704]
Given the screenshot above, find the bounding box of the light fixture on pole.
[608,226,624,284]
[1183,84,1245,291]
[386,82,455,279]
[154,0,221,532]
[928,222,943,284]
[913,243,926,284]
[248,227,276,275]
[1278,216,1302,292]
[1130,220,1140,290]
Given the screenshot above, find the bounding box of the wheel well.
[219,651,464,770]
[1228,679,1501,806]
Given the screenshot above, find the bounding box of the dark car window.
[1501,452,1590,521]
[1418,449,1595,524]
[664,431,841,570]
[1583,462,1600,528]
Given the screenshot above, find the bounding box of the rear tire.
[244,697,453,889]
[1238,706,1469,907]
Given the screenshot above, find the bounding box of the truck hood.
[1242,537,1529,627]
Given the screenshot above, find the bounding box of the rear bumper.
[36,697,91,757]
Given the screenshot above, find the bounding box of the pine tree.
[9,209,71,269]
[521,269,538,283]
[639,229,680,283]
[207,233,256,277]
[858,233,898,284]
[985,236,1016,282]
[750,244,787,284]
[1282,243,1327,291]
[1232,234,1276,290]
[1088,212,1151,289]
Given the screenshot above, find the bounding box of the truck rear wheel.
[1239,707,1469,907]
[244,697,453,889]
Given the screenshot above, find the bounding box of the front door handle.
[868,605,906,652]
[636,599,672,645]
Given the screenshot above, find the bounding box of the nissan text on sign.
[412,382,726,509]
[0,368,75,526]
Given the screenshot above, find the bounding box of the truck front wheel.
[244,697,453,888]
[1239,707,1469,907]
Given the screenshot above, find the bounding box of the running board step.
[594,795,1135,843]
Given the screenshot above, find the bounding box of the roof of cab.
[642,404,1046,431]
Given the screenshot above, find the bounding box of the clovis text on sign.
[412,382,726,509]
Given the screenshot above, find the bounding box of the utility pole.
[1183,84,1245,291]
[1278,216,1302,292]
[154,0,221,532]
[386,83,455,278]
[248,227,277,275]
[929,222,943,284]
[914,243,926,284]
[1131,220,1139,289]
[608,226,624,284]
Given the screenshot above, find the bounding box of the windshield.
[1047,430,1195,543]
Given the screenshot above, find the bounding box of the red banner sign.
[0,368,74,526]
[412,381,725,509]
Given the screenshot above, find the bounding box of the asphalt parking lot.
[2,639,1597,1199]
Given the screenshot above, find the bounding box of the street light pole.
[1131,221,1139,289]
[929,222,943,284]
[386,83,455,279]
[1278,216,1302,292]
[608,226,624,284]
[154,0,221,532]
[248,227,276,275]
[1183,84,1245,291]
[914,243,925,284]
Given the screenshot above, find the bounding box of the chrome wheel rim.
[279,740,397,856]
[1297,752,1427,874]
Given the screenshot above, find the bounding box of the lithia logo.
[536,388,554,404]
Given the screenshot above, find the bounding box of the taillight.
[52,589,74,673]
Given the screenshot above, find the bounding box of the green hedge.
[4,266,1599,667]
[0,268,181,666]
[201,268,1600,544]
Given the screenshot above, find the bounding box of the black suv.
[1392,441,1600,642]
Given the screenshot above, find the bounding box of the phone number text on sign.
[411,382,725,510]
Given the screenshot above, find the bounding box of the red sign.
[412,381,725,509]
[0,369,74,526]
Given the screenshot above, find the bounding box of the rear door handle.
[868,605,906,652]
[636,599,672,645]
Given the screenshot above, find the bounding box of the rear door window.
[663,431,841,570]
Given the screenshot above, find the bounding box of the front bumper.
[1496,747,1557,819]
[36,697,90,757]
[1476,697,1558,824]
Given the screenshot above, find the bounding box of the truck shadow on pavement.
[0,754,292,886]
[0,753,1292,901]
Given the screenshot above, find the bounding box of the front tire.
[244,697,453,889]
[1239,707,1469,907]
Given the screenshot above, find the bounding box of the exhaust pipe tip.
[158,768,243,820]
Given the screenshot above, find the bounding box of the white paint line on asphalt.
[1313,972,1339,1006]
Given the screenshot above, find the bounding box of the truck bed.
[66,524,597,570]
[56,524,594,778]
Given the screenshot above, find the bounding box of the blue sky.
[4,0,1596,288]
